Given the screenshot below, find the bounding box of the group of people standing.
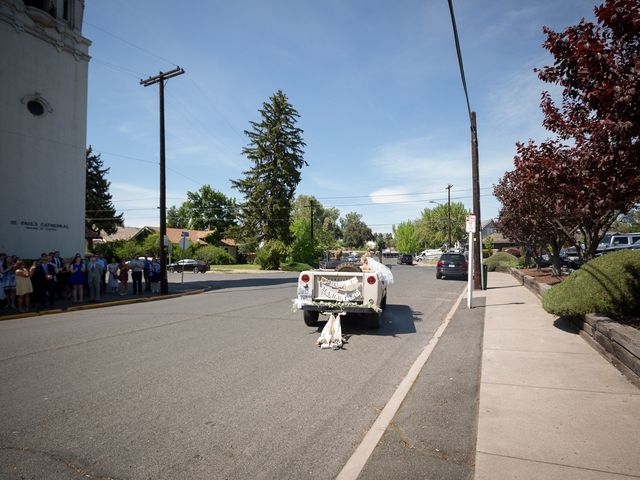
[1,252,162,313]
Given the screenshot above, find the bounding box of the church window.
[27,100,45,116]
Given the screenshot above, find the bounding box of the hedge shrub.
[542,250,640,319]
[484,251,519,271]
[196,245,235,265]
[255,240,287,270]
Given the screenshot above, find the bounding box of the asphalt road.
[0,264,473,480]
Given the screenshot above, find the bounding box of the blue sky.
[84,0,596,234]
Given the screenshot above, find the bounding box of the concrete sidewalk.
[476,272,640,480]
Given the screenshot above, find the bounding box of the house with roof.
[97,226,154,244]
[96,226,239,261]
[481,219,516,250]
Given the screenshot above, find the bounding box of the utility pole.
[447,0,482,291]
[446,184,453,249]
[309,200,315,242]
[140,66,185,295]
[471,113,481,290]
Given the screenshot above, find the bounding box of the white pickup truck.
[294,268,389,329]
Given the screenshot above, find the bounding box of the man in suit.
[87,255,104,302]
[51,250,64,299]
[31,253,57,309]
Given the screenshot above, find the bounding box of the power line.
[187,77,246,141]
[447,0,472,121]
[85,21,179,68]
[91,57,144,78]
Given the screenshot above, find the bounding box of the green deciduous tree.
[290,195,341,253]
[141,233,161,257]
[167,205,189,229]
[255,239,287,270]
[416,202,467,249]
[182,185,237,241]
[288,217,323,266]
[341,212,373,249]
[85,146,123,248]
[231,90,307,244]
[167,187,237,241]
[392,221,420,253]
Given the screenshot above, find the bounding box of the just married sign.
[318,276,363,302]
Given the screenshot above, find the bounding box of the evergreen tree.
[231,90,306,244]
[85,146,123,246]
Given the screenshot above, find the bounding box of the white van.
[417,249,442,261]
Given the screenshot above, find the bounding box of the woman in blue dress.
[69,255,85,303]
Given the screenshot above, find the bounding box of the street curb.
[507,267,552,299]
[0,288,208,321]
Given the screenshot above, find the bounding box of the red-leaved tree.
[538,0,640,258]
[497,0,640,263]
[495,141,575,275]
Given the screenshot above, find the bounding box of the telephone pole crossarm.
[140,66,185,87]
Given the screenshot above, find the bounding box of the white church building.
[0,0,90,258]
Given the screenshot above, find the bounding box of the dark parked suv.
[397,254,413,265]
[436,252,468,279]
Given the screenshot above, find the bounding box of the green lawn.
[209,263,261,271]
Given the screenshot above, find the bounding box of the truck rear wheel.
[303,310,320,327]
[365,311,381,329]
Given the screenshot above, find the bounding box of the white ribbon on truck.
[317,312,346,349]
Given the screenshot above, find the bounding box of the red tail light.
[301,274,310,283]
[437,261,444,266]
[460,261,468,268]
[367,275,376,285]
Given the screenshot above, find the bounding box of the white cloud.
[369,187,414,204]
[369,135,473,192]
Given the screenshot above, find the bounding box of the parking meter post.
[181,268,184,284]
